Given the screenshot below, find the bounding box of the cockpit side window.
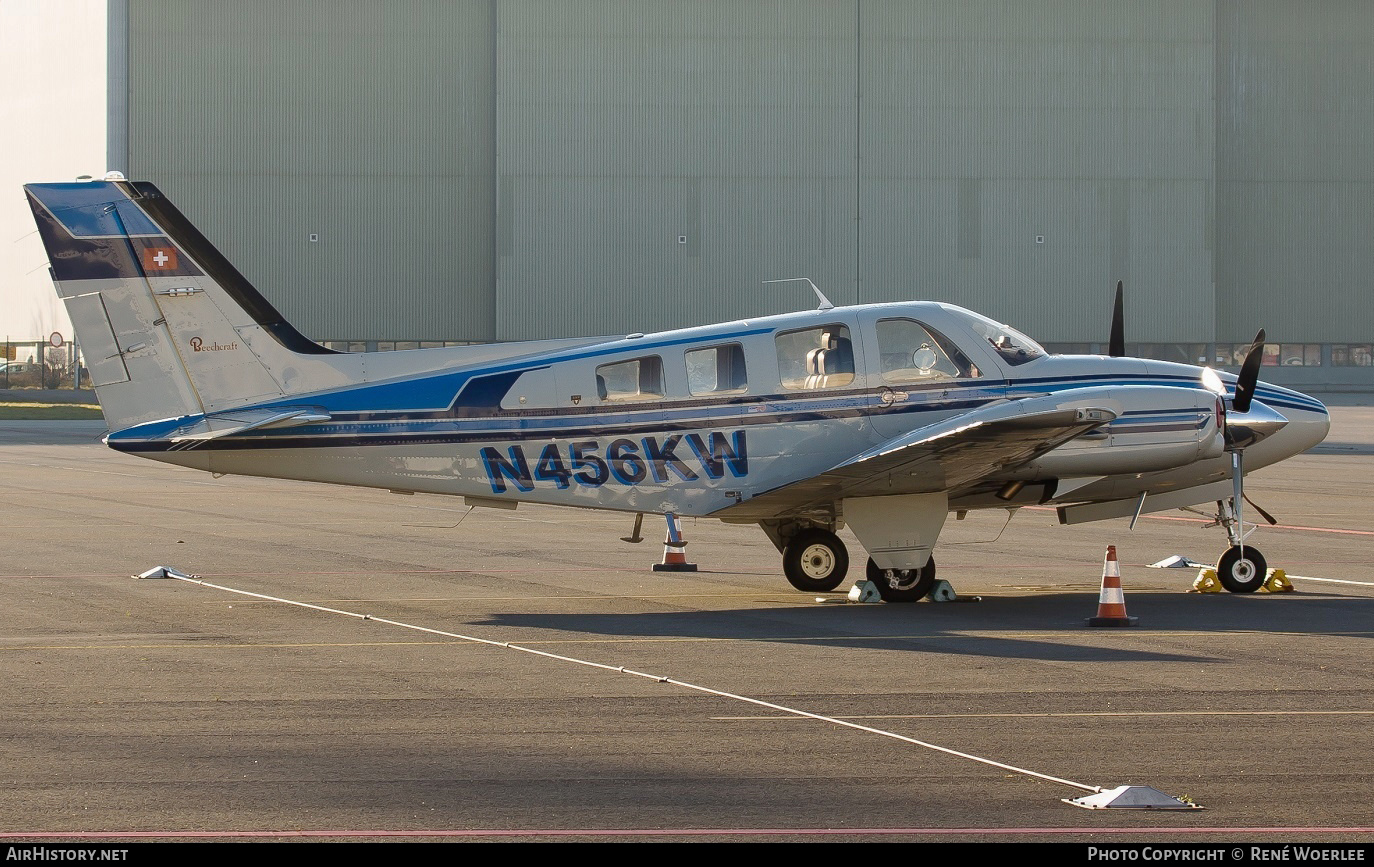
[775,325,855,390]
[966,314,1046,366]
[595,355,665,401]
[686,343,747,396]
[875,318,979,381]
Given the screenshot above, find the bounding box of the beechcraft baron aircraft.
[25,176,1330,601]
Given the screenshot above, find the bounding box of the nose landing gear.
[1203,496,1273,593]
[1216,544,1268,593]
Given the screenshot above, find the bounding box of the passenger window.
[686,343,748,396]
[595,356,665,401]
[876,318,979,381]
[775,325,855,389]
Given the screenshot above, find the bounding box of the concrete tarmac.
[1,412,1372,842]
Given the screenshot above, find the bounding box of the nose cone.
[1225,401,1288,451]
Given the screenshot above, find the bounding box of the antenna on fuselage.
[763,277,834,311]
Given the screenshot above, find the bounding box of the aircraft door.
[864,316,998,440]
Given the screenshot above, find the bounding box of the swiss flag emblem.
[141,247,178,270]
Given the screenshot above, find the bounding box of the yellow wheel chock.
[1259,568,1293,593]
[1191,567,1293,594]
[1190,568,1222,593]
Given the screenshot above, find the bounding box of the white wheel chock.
[846,580,883,603]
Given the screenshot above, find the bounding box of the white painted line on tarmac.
[1289,575,1374,587]
[162,570,1117,799]
[712,709,1374,721]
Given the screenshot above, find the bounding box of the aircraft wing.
[715,396,1118,521]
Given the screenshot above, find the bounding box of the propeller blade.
[1232,329,1266,414]
[1243,493,1279,526]
[1109,281,1125,357]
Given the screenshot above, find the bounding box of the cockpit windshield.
[964,312,1046,366]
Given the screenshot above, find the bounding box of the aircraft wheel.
[782,529,849,592]
[866,556,936,603]
[1216,546,1267,593]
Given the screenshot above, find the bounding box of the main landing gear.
[782,527,850,592]
[866,557,937,603]
[776,526,939,602]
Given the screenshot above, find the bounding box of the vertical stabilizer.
[24,179,340,432]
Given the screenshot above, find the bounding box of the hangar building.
[109,1,1374,390]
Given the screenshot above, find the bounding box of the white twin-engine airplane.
[26,177,1330,601]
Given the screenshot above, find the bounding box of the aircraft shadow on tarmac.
[470,592,1374,664]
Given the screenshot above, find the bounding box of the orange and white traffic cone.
[1087,545,1138,627]
[652,512,697,572]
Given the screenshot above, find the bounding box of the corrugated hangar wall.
[124,0,498,342]
[121,0,1372,351]
[1215,0,1374,344]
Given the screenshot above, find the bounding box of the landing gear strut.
[866,556,937,603]
[782,528,849,592]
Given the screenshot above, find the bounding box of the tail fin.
[24,178,337,431]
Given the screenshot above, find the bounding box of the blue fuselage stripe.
[106,366,1321,453]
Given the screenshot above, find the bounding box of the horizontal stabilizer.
[166,408,331,443]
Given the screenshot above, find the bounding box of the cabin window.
[775,325,855,389]
[686,343,748,396]
[595,356,665,401]
[876,318,979,381]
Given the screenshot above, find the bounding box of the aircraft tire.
[866,556,936,603]
[783,529,849,592]
[1216,546,1267,593]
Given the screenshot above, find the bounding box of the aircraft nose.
[1297,398,1332,452]
[1265,388,1330,456]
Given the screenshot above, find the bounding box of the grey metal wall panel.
[858,0,1215,343]
[495,0,859,340]
[127,0,496,342]
[1216,0,1374,343]
[115,0,1372,359]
